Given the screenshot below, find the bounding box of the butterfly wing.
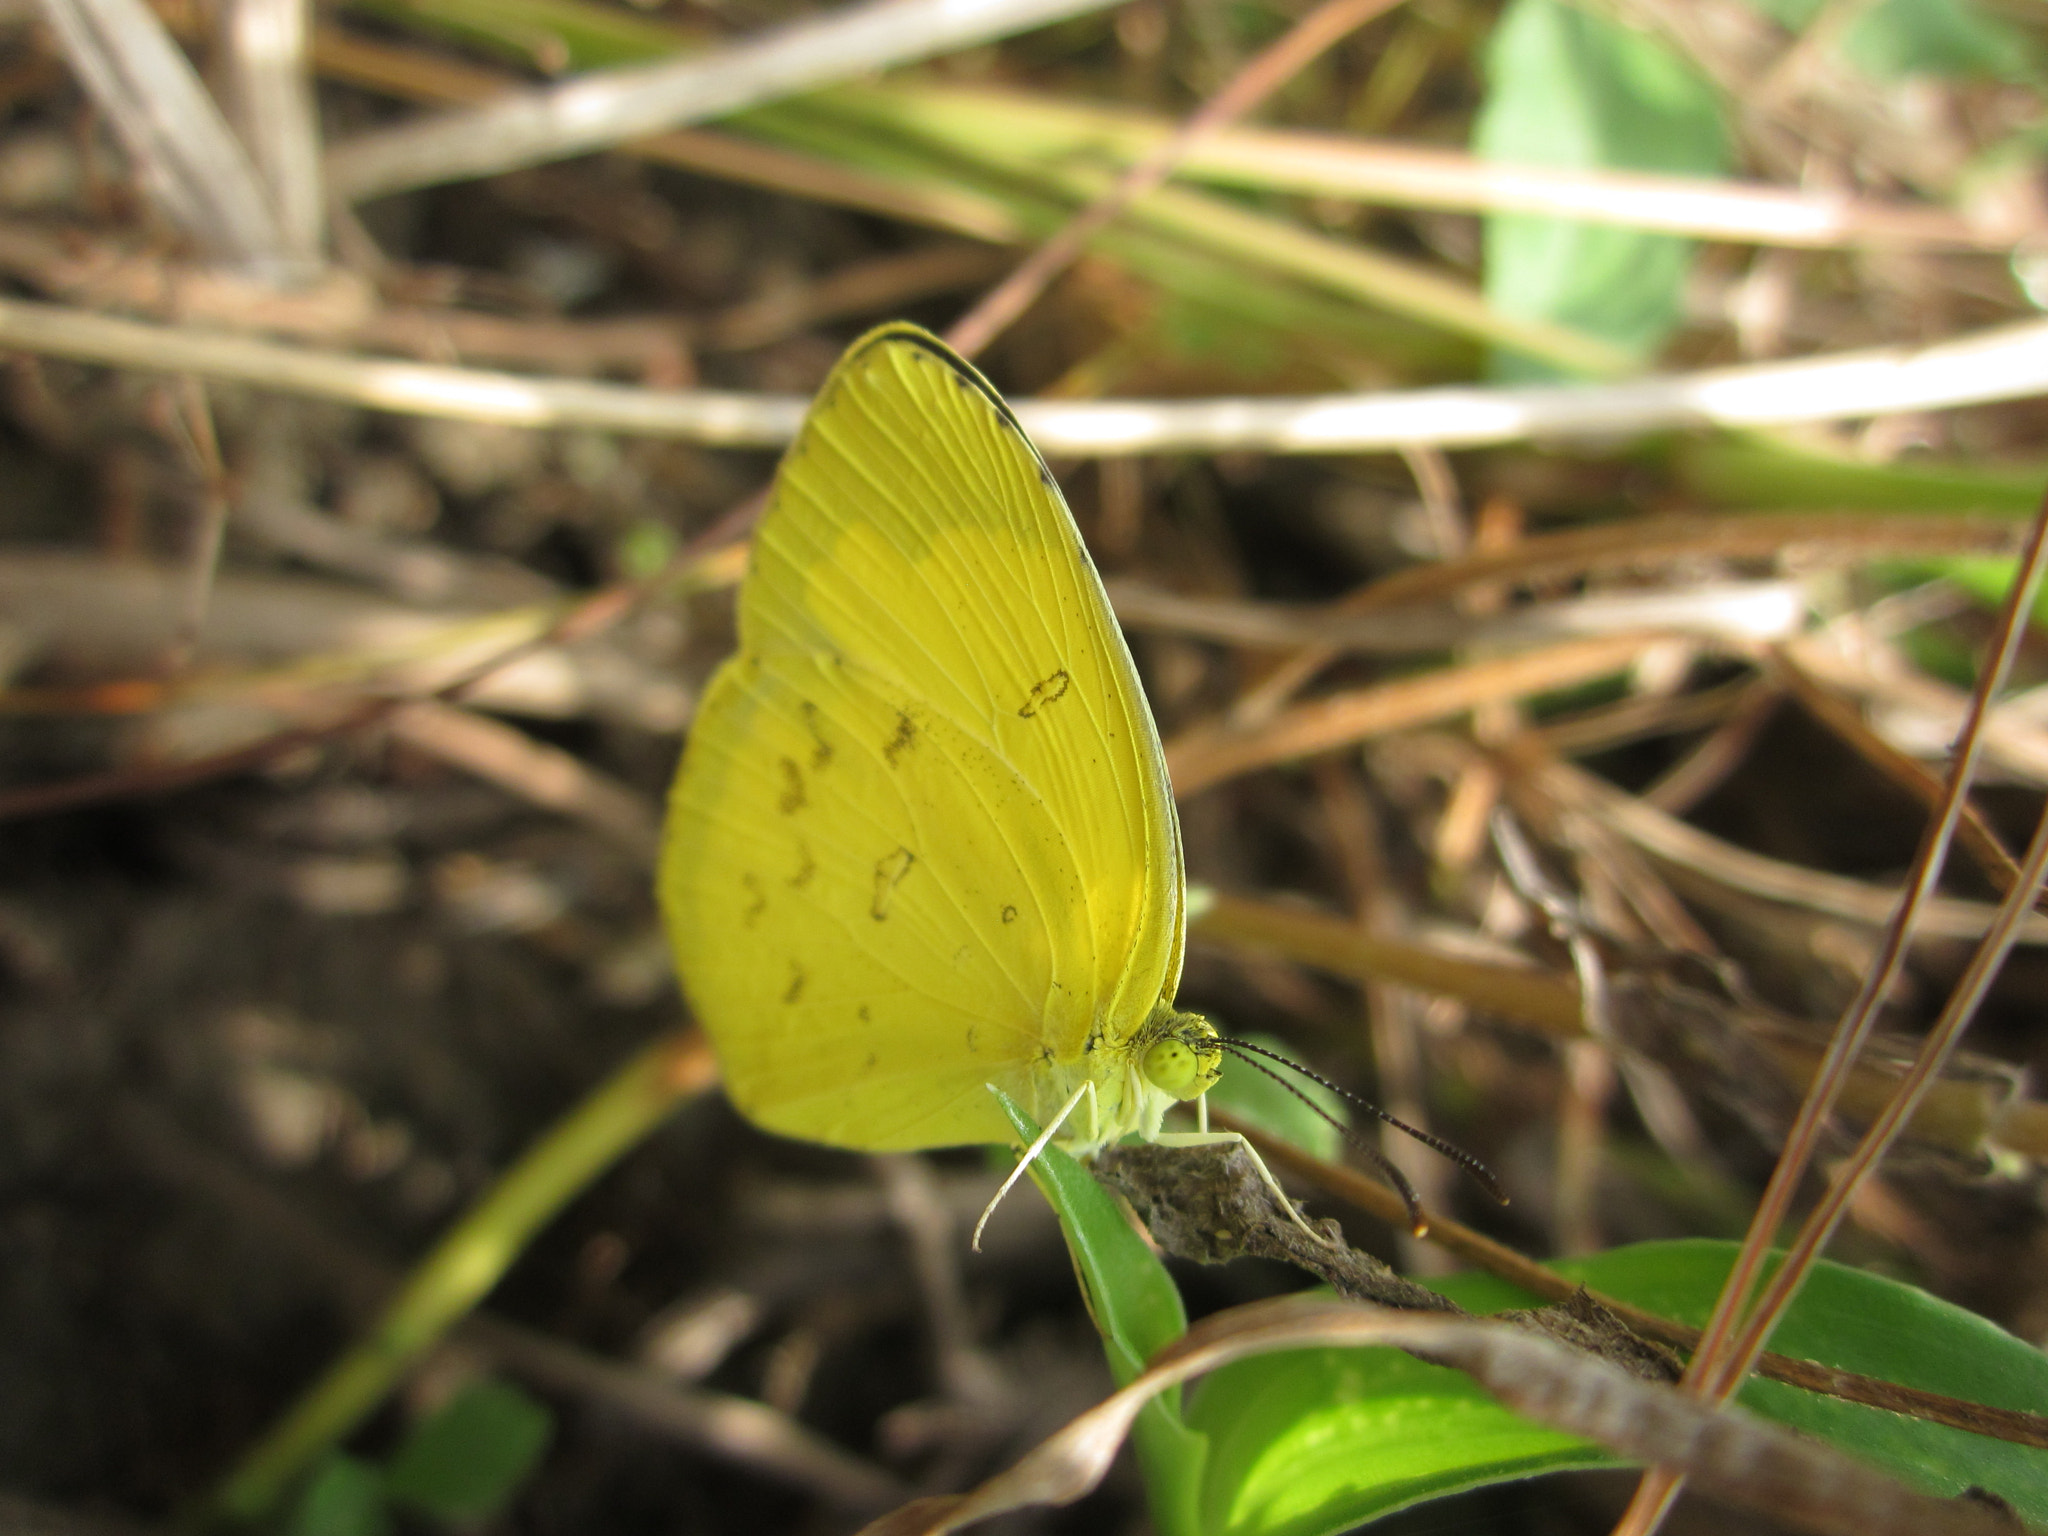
[660,326,1184,1150]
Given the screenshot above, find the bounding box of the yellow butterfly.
[660,323,1232,1166]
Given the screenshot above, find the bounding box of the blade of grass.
[888,83,1998,247]
[199,1031,716,1526]
[946,0,1409,359]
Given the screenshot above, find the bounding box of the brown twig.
[1616,481,2048,1535]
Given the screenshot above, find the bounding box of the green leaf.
[991,1089,1208,1536]
[1175,1238,2048,1534]
[1846,0,2037,82]
[284,1456,390,1536]
[1187,1343,1602,1535]
[382,1378,554,1525]
[1474,0,1727,379]
[1739,0,2037,82]
[1447,1240,2048,1523]
[616,518,677,580]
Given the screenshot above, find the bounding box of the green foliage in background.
[283,1379,554,1536]
[1474,0,1728,380]
[1741,0,2039,82]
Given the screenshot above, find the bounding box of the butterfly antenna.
[1219,1039,1508,1211]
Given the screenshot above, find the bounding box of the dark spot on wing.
[858,1005,872,1024]
[1037,462,1056,489]
[800,700,832,769]
[777,757,805,814]
[1001,904,1017,924]
[871,846,915,920]
[965,1026,978,1054]
[789,843,815,889]
[1018,670,1070,718]
[741,874,766,927]
[884,709,917,764]
[864,1052,878,1071]
[783,962,806,1004]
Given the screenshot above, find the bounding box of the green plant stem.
[199,1030,715,1528]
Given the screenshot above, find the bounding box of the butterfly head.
[1137,1007,1224,1103]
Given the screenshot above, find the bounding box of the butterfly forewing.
[662,326,1184,1150]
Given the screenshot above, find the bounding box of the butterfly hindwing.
[661,326,1185,1151]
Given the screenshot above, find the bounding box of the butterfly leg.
[1150,1130,1342,1247]
[972,1080,1096,1252]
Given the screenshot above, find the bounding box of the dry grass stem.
[326,0,1126,201]
[6,294,2048,451]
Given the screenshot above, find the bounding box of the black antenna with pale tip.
[1217,1038,1510,1216]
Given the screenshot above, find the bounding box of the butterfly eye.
[1141,1033,1223,1101]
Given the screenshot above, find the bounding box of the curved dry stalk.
[853,1293,2023,1536]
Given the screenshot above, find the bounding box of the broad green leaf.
[1450,1240,2048,1522]
[1475,0,1727,378]
[992,1089,1208,1536]
[381,1378,554,1524]
[1187,1342,1602,1536]
[1178,1238,2048,1535]
[284,1455,390,1536]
